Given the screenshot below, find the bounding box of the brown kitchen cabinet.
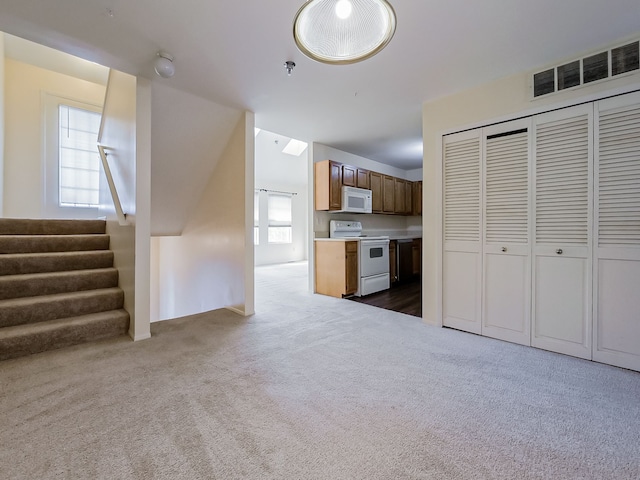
[412,181,422,216]
[315,240,359,298]
[342,164,357,187]
[389,240,398,283]
[370,171,383,212]
[394,178,406,214]
[356,168,370,189]
[314,160,342,210]
[383,175,395,213]
[412,238,422,276]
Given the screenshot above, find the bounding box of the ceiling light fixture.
[154,51,175,78]
[293,0,396,65]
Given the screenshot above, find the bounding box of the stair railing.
[97,144,129,226]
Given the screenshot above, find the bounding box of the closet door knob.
[556,249,563,255]
[501,247,507,253]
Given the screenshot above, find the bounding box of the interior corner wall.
[0,34,5,216]
[155,113,250,321]
[422,67,640,327]
[3,58,105,218]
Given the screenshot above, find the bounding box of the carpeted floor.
[1,261,639,479]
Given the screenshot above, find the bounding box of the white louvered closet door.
[482,119,532,345]
[443,130,482,334]
[593,92,640,371]
[532,104,593,359]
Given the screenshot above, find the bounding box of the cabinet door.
[370,172,383,212]
[342,164,357,187]
[532,104,593,359]
[412,181,422,215]
[482,119,531,346]
[593,92,640,371]
[357,169,370,189]
[389,240,398,283]
[345,241,359,294]
[383,175,395,213]
[412,239,421,276]
[443,130,482,334]
[394,178,406,214]
[405,181,413,215]
[329,161,342,210]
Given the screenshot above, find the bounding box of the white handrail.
[97,144,129,226]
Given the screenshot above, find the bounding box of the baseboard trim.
[226,306,254,317]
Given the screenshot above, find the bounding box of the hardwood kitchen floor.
[348,278,422,318]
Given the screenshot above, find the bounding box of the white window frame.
[43,93,102,219]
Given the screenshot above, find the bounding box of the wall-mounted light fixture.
[154,51,175,78]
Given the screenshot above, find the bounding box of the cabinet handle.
[501,247,507,253]
[556,249,563,255]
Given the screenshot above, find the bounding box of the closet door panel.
[443,130,482,334]
[532,104,593,359]
[534,255,589,350]
[481,120,531,345]
[594,92,640,371]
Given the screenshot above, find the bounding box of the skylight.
[282,139,308,156]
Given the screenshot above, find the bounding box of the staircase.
[0,219,129,361]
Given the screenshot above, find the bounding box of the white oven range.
[329,220,390,296]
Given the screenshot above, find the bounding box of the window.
[267,193,292,244]
[58,105,102,207]
[254,190,260,245]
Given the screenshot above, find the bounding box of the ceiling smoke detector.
[154,51,175,78]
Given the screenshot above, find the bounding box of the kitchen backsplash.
[314,211,422,238]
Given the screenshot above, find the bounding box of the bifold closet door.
[532,104,593,359]
[482,120,532,345]
[593,92,640,371]
[443,130,482,334]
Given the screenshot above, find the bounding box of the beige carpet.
[1,261,639,479]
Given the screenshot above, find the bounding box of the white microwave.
[337,186,372,213]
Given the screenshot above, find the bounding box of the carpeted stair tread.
[0,218,106,235]
[0,234,110,254]
[0,250,114,276]
[0,268,119,300]
[0,287,124,328]
[0,309,129,361]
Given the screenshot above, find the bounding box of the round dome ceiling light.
[293,0,397,65]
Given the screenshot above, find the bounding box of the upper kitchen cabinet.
[383,175,395,213]
[370,172,383,213]
[412,181,423,215]
[315,160,342,210]
[342,164,370,189]
[314,159,421,216]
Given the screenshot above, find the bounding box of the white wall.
[150,82,242,236]
[99,69,151,341]
[152,113,254,321]
[255,129,308,266]
[3,58,105,218]
[422,64,640,326]
[0,34,5,216]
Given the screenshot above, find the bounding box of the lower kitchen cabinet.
[315,240,358,298]
[412,238,422,276]
[389,240,398,283]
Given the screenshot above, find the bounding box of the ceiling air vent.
[533,40,639,98]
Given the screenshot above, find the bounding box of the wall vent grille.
[533,40,639,98]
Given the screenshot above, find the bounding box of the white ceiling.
[1,0,639,170]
